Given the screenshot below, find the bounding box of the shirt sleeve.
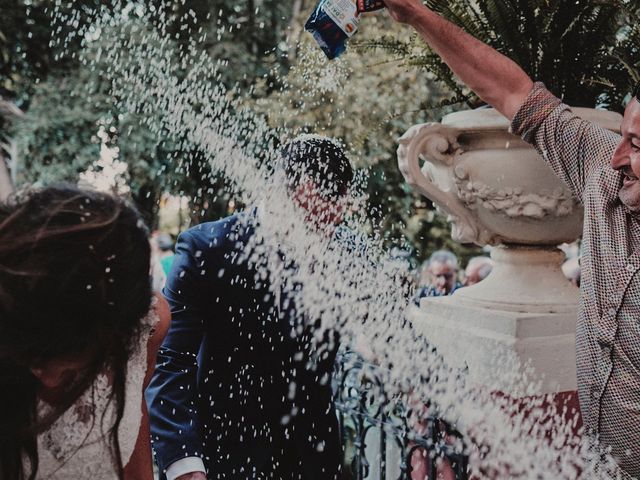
[166,457,206,480]
[510,82,621,202]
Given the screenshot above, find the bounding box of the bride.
[0,185,170,480]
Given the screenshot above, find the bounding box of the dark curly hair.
[0,185,152,480]
[279,135,353,198]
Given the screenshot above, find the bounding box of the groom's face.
[291,181,345,231]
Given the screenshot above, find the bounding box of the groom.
[146,136,353,480]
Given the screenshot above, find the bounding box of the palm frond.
[372,0,632,111]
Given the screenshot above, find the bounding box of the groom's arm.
[145,229,209,480]
[383,0,533,120]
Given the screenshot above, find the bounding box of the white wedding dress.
[33,308,157,479]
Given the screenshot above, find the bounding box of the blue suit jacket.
[146,214,342,479]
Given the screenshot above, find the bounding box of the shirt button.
[607,307,617,317]
[626,263,636,272]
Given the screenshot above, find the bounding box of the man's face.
[292,181,345,234]
[611,99,640,212]
[428,261,457,294]
[464,264,483,286]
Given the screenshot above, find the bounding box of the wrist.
[406,5,431,28]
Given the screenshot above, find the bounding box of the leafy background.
[1,0,639,267]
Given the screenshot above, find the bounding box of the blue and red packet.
[305,0,385,60]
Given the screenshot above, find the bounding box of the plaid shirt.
[511,83,640,477]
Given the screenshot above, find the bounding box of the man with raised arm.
[383,1,640,477]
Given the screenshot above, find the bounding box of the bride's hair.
[0,185,152,480]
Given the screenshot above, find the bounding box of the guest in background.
[562,256,581,288]
[463,255,494,286]
[414,249,460,305]
[156,233,176,277]
[151,232,176,291]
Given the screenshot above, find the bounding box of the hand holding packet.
[305,0,385,60]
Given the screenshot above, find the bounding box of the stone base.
[407,297,577,395]
[406,297,583,478]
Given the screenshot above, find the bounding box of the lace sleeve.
[35,301,160,479]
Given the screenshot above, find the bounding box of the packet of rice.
[305,0,383,60]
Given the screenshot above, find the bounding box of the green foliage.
[12,74,103,186]
[1,0,53,146]
[364,0,637,112]
[610,3,640,88]
[9,18,169,222]
[142,0,295,90]
[1,0,55,109]
[2,0,295,224]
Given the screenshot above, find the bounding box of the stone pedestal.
[395,106,623,455]
[408,246,578,395]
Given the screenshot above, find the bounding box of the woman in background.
[0,185,169,480]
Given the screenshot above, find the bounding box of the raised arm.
[383,0,533,120]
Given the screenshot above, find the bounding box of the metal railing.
[333,350,470,480]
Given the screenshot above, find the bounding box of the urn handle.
[397,123,480,244]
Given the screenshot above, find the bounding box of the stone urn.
[398,107,621,395]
